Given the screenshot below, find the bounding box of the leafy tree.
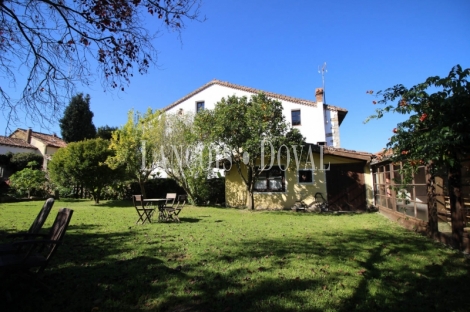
[9,161,46,198]
[194,93,305,210]
[106,109,163,197]
[49,138,123,203]
[0,0,202,130]
[152,112,215,205]
[59,93,96,142]
[366,65,470,250]
[47,145,78,195]
[96,125,118,141]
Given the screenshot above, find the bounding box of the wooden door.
[326,163,366,210]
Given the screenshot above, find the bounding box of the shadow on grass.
[155,217,201,224]
[56,198,88,203]
[94,200,133,208]
[2,224,469,312]
[56,199,133,208]
[178,217,201,223]
[214,229,470,312]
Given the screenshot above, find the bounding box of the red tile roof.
[372,148,394,163]
[0,135,37,150]
[323,104,347,113]
[321,145,373,161]
[163,79,348,113]
[10,129,67,148]
[30,131,67,148]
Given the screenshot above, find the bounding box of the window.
[254,166,285,192]
[373,163,428,222]
[196,101,205,113]
[298,170,313,184]
[291,110,301,126]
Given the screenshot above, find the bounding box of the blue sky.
[3,0,470,153]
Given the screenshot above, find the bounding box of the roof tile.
[163,79,348,113]
[0,135,37,150]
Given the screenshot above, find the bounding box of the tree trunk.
[247,167,254,210]
[246,189,255,210]
[138,179,146,198]
[93,188,101,204]
[74,183,79,198]
[448,165,465,250]
[426,162,438,236]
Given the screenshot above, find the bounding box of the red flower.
[401,150,409,155]
[419,113,428,122]
[393,128,397,133]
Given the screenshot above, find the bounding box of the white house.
[163,79,347,147]
[0,129,67,174]
[0,136,39,155]
[158,80,375,210]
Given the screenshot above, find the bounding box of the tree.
[96,125,118,141]
[59,93,96,142]
[194,93,305,210]
[0,0,202,130]
[106,108,163,197]
[9,161,46,198]
[366,65,470,250]
[49,138,123,203]
[47,146,77,196]
[1,152,43,173]
[153,112,215,205]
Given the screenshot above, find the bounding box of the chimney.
[26,128,32,143]
[315,88,324,103]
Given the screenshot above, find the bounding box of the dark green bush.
[10,152,43,172]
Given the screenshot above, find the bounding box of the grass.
[0,199,469,312]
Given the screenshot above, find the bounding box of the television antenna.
[318,62,327,103]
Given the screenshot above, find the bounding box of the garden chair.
[158,193,177,222]
[133,195,154,224]
[0,198,55,254]
[163,193,177,209]
[165,195,187,222]
[0,208,74,277]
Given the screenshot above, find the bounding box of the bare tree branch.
[0,0,202,133]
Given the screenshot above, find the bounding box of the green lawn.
[0,199,469,312]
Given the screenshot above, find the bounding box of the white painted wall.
[1,138,62,170]
[30,137,46,154]
[324,110,334,147]
[324,109,341,147]
[166,84,327,144]
[0,145,39,155]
